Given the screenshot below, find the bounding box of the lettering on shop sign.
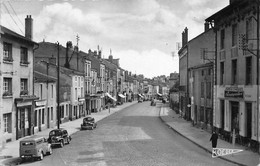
[224,87,243,98]
[212,148,243,158]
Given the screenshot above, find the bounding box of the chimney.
[25,15,33,40]
[182,31,185,48]
[184,27,188,46]
[65,41,72,68]
[93,51,97,57]
[98,50,101,59]
[204,22,209,32]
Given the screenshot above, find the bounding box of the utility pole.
[256,0,260,154]
[57,42,60,129]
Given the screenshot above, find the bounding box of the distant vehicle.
[81,117,97,130]
[48,128,71,148]
[138,98,143,103]
[20,136,52,162]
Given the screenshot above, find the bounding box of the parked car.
[81,117,97,130]
[48,128,71,148]
[20,136,52,162]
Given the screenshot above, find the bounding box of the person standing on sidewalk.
[210,131,218,148]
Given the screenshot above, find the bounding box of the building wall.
[212,2,259,143]
[188,29,215,128]
[1,36,34,142]
[34,82,57,133]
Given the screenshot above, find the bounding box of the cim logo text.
[212,148,243,158]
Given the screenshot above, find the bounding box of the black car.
[48,128,71,148]
[81,117,97,130]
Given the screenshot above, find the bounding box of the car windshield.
[84,117,93,121]
[21,142,34,146]
[49,130,62,136]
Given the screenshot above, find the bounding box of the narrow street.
[21,102,235,166]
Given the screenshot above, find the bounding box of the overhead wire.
[2,1,24,35]
[7,1,24,27]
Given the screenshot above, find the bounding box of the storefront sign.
[224,87,243,98]
[36,100,47,106]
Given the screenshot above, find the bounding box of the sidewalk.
[159,105,260,166]
[0,101,137,166]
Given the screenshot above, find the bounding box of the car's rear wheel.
[48,147,52,155]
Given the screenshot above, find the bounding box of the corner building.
[206,0,260,148]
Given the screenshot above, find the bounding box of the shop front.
[15,96,38,140]
[215,86,257,147]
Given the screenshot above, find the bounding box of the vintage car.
[81,117,97,130]
[48,128,71,148]
[20,136,52,162]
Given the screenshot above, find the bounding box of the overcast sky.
[1,0,229,78]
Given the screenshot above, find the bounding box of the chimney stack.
[65,41,72,68]
[98,50,102,59]
[25,15,33,40]
[204,22,209,32]
[181,27,188,47]
[184,27,188,46]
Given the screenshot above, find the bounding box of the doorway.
[230,101,239,134]
[245,102,252,139]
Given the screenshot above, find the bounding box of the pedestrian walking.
[210,131,218,148]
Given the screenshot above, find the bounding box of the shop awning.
[105,93,117,101]
[118,94,126,98]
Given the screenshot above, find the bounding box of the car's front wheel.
[60,141,64,148]
[39,152,44,160]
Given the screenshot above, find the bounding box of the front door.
[20,109,25,138]
[231,101,239,134]
[38,109,41,132]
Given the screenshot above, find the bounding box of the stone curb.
[159,106,246,166]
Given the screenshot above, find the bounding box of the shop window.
[34,110,37,127]
[42,108,45,124]
[51,107,53,121]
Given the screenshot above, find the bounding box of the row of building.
[178,0,260,151]
[0,15,169,146]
